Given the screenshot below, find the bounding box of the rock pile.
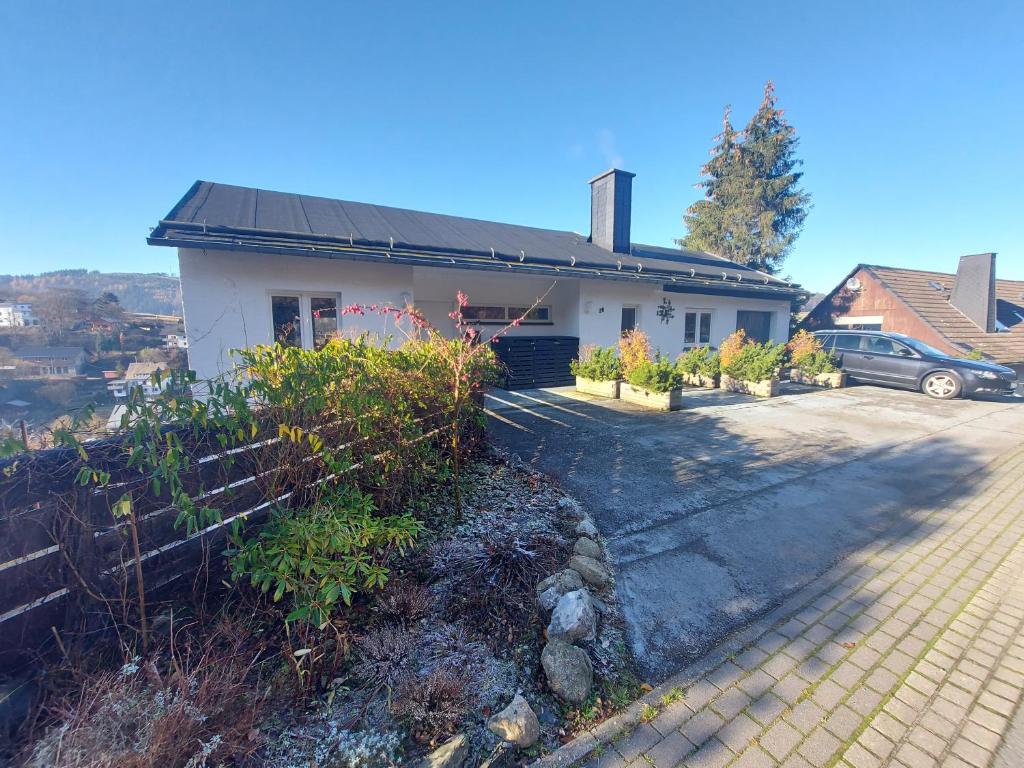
[535,505,613,706]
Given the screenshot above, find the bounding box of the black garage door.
[490,336,579,390]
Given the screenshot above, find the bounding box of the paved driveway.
[486,384,1024,681]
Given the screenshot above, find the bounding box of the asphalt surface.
[486,383,1024,681]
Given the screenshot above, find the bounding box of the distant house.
[108,362,171,399]
[165,333,188,349]
[146,170,807,388]
[15,346,86,378]
[0,303,38,328]
[802,253,1024,377]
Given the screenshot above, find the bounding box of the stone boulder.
[575,517,599,538]
[547,589,596,642]
[536,569,585,611]
[421,734,469,768]
[541,639,594,703]
[487,694,540,747]
[569,555,611,587]
[573,537,601,559]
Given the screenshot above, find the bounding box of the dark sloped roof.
[15,346,85,359]
[865,265,1024,364]
[148,181,803,299]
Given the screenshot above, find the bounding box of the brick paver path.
[582,445,1024,768]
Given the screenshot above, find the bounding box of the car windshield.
[896,336,951,357]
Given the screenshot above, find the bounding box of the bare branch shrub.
[351,625,418,692]
[391,666,473,744]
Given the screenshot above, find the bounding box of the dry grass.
[22,617,268,768]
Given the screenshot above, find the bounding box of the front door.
[736,311,772,343]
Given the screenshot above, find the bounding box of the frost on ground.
[260,454,635,767]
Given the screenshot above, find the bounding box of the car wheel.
[922,372,961,400]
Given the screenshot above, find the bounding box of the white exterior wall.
[179,246,792,383]
[578,281,791,359]
[412,268,579,340]
[178,249,414,381]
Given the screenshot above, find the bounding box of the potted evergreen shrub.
[620,355,685,411]
[570,345,622,398]
[676,346,720,388]
[786,330,846,388]
[720,337,787,397]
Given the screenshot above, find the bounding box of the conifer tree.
[681,82,811,274]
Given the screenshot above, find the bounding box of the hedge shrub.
[570,345,621,381]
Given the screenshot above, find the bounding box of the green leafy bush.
[627,356,683,393]
[230,487,423,627]
[676,346,720,378]
[795,349,839,376]
[570,345,621,381]
[722,342,787,382]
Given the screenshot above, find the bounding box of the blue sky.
[0,1,1021,293]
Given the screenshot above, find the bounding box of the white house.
[148,170,806,388]
[165,333,189,349]
[108,362,171,399]
[0,303,38,328]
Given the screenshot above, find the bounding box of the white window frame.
[621,304,641,334]
[682,309,714,348]
[461,304,553,325]
[835,315,884,327]
[268,291,342,350]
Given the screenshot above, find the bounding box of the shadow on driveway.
[487,385,1024,681]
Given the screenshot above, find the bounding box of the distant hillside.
[0,270,183,316]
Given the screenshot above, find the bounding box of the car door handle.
[862,355,874,359]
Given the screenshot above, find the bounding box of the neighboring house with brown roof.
[802,253,1024,376]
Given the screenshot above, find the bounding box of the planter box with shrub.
[680,371,718,389]
[619,382,683,411]
[720,373,780,398]
[785,332,845,390]
[719,334,787,399]
[621,356,684,411]
[575,376,620,398]
[789,369,846,388]
[570,345,621,399]
[676,346,720,390]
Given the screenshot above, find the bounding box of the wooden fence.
[0,419,452,672]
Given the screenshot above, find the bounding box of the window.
[461,305,553,324]
[832,334,863,350]
[621,306,638,335]
[736,310,773,343]
[270,292,341,350]
[311,296,339,349]
[271,295,303,347]
[462,305,506,321]
[683,310,712,346]
[507,306,551,323]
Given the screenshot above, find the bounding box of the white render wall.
[412,267,580,340]
[178,248,415,381]
[178,247,792,383]
[577,280,791,360]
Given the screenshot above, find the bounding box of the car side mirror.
[896,348,914,357]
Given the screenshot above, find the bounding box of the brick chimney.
[589,169,635,254]
[949,252,997,332]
